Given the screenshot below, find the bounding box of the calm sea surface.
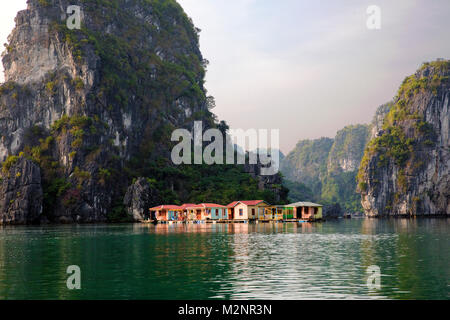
[0,219,448,300]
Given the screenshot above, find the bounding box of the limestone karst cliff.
[281,138,334,197]
[0,156,43,224]
[0,0,287,224]
[281,126,371,212]
[358,60,449,216]
[321,124,371,211]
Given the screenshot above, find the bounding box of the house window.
[239,209,243,216]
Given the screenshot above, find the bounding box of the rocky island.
[0,0,287,225]
[0,1,448,224]
[358,60,449,216]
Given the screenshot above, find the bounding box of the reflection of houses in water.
[229,222,249,234]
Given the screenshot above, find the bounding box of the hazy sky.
[1,1,450,153]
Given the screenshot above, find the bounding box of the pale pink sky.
[1,1,450,153]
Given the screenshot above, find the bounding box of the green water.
[0,219,448,300]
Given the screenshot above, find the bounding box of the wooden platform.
[142,219,314,224]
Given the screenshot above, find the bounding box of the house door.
[229,209,234,220]
[196,210,202,220]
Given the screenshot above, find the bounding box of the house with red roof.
[151,203,229,222]
[149,205,183,221]
[201,203,228,220]
[183,203,228,221]
[181,204,205,221]
[150,200,277,222]
[227,200,270,221]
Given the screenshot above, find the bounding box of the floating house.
[150,203,229,222]
[149,201,323,223]
[227,200,270,221]
[285,202,323,221]
[183,203,228,221]
[182,204,205,221]
[149,205,183,222]
[263,205,285,221]
[202,203,228,220]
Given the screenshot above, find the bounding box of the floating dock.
[142,219,313,224]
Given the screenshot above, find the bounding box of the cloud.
[179,0,450,152]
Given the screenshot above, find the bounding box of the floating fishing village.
[147,201,323,224]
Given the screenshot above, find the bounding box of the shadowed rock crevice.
[0,156,43,224]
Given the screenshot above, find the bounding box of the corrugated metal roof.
[285,202,323,207]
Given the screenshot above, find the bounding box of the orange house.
[182,203,228,221]
[149,205,183,221]
[182,204,206,221]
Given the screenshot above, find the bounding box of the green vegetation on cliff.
[281,125,370,212]
[358,61,448,190]
[0,0,288,224]
[357,60,449,216]
[281,137,333,196]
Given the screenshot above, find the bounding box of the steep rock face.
[370,102,393,139]
[124,177,160,221]
[0,0,213,223]
[327,124,370,173]
[0,156,43,224]
[0,1,98,161]
[358,61,450,216]
[281,126,371,212]
[321,125,370,212]
[280,138,334,195]
[0,0,287,224]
